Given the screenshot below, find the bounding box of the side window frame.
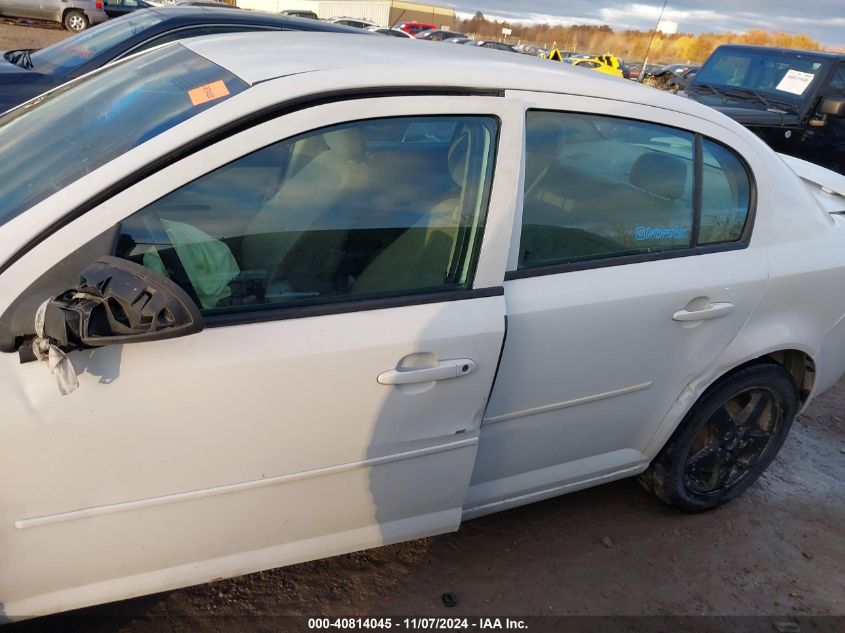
[506,107,757,280]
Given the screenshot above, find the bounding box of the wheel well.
[62,8,83,20]
[727,350,815,405]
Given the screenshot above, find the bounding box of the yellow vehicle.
[568,54,624,78]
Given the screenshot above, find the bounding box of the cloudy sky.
[443,1,845,47]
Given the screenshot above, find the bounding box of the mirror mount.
[42,256,204,352]
[820,96,845,118]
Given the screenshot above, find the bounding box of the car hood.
[714,106,802,127]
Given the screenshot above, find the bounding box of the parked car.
[668,66,699,93]
[466,39,518,53]
[365,26,413,38]
[396,20,436,35]
[564,54,623,78]
[0,7,362,113]
[0,0,107,31]
[324,16,377,29]
[415,29,464,41]
[620,61,642,80]
[445,36,473,44]
[3,31,845,620]
[280,8,317,19]
[686,44,845,174]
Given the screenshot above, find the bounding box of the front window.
[692,47,832,108]
[113,116,498,312]
[29,10,164,74]
[0,44,248,229]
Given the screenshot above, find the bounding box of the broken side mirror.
[42,255,204,350]
[820,96,845,118]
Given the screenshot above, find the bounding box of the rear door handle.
[672,302,735,322]
[378,359,477,385]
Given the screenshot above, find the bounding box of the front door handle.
[673,302,735,322]
[378,359,477,386]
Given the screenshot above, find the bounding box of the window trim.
[507,109,758,280]
[204,286,504,328]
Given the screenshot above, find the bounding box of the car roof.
[146,6,361,32]
[179,32,749,127]
[713,44,845,61]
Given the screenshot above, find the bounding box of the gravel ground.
[0,20,68,50]
[1,20,844,633]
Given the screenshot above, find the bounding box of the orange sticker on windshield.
[188,80,230,106]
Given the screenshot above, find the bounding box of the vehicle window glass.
[699,139,751,245]
[112,116,498,313]
[0,44,247,228]
[829,66,845,97]
[694,49,831,105]
[29,10,164,74]
[519,111,694,269]
[131,25,273,53]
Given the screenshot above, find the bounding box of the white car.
[2,33,845,620]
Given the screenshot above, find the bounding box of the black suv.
[686,45,845,174]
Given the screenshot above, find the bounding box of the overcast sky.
[444,1,845,47]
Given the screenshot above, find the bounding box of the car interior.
[114,116,497,311]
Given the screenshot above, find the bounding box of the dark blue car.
[0,6,363,112]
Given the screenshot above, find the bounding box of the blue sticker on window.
[635,227,689,241]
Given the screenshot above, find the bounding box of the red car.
[397,21,437,35]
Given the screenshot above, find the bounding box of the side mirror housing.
[820,96,845,118]
[42,256,204,350]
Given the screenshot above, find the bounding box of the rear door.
[1,95,518,616]
[467,92,769,512]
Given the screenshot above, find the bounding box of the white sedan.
[2,33,845,619]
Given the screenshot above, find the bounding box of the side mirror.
[820,97,845,118]
[42,256,204,351]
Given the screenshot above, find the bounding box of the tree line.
[456,12,823,63]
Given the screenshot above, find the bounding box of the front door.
[1,96,512,616]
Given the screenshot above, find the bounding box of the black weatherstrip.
[1,86,504,276]
[204,286,505,328]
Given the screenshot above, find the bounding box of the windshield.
[29,10,164,75]
[0,44,248,228]
[693,48,832,106]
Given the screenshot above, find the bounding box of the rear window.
[0,44,248,228]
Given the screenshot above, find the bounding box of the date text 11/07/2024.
[307,618,529,630]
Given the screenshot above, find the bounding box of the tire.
[640,363,798,512]
[63,10,89,32]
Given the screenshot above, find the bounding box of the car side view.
[1,33,845,620]
[0,0,107,31]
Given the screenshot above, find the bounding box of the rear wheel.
[63,10,88,32]
[641,363,797,512]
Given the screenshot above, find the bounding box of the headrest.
[448,129,470,186]
[323,128,365,160]
[629,152,688,200]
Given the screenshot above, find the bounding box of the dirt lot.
[1,19,844,633]
[0,20,67,50]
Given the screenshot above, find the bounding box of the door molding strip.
[14,437,477,530]
[483,382,653,426]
